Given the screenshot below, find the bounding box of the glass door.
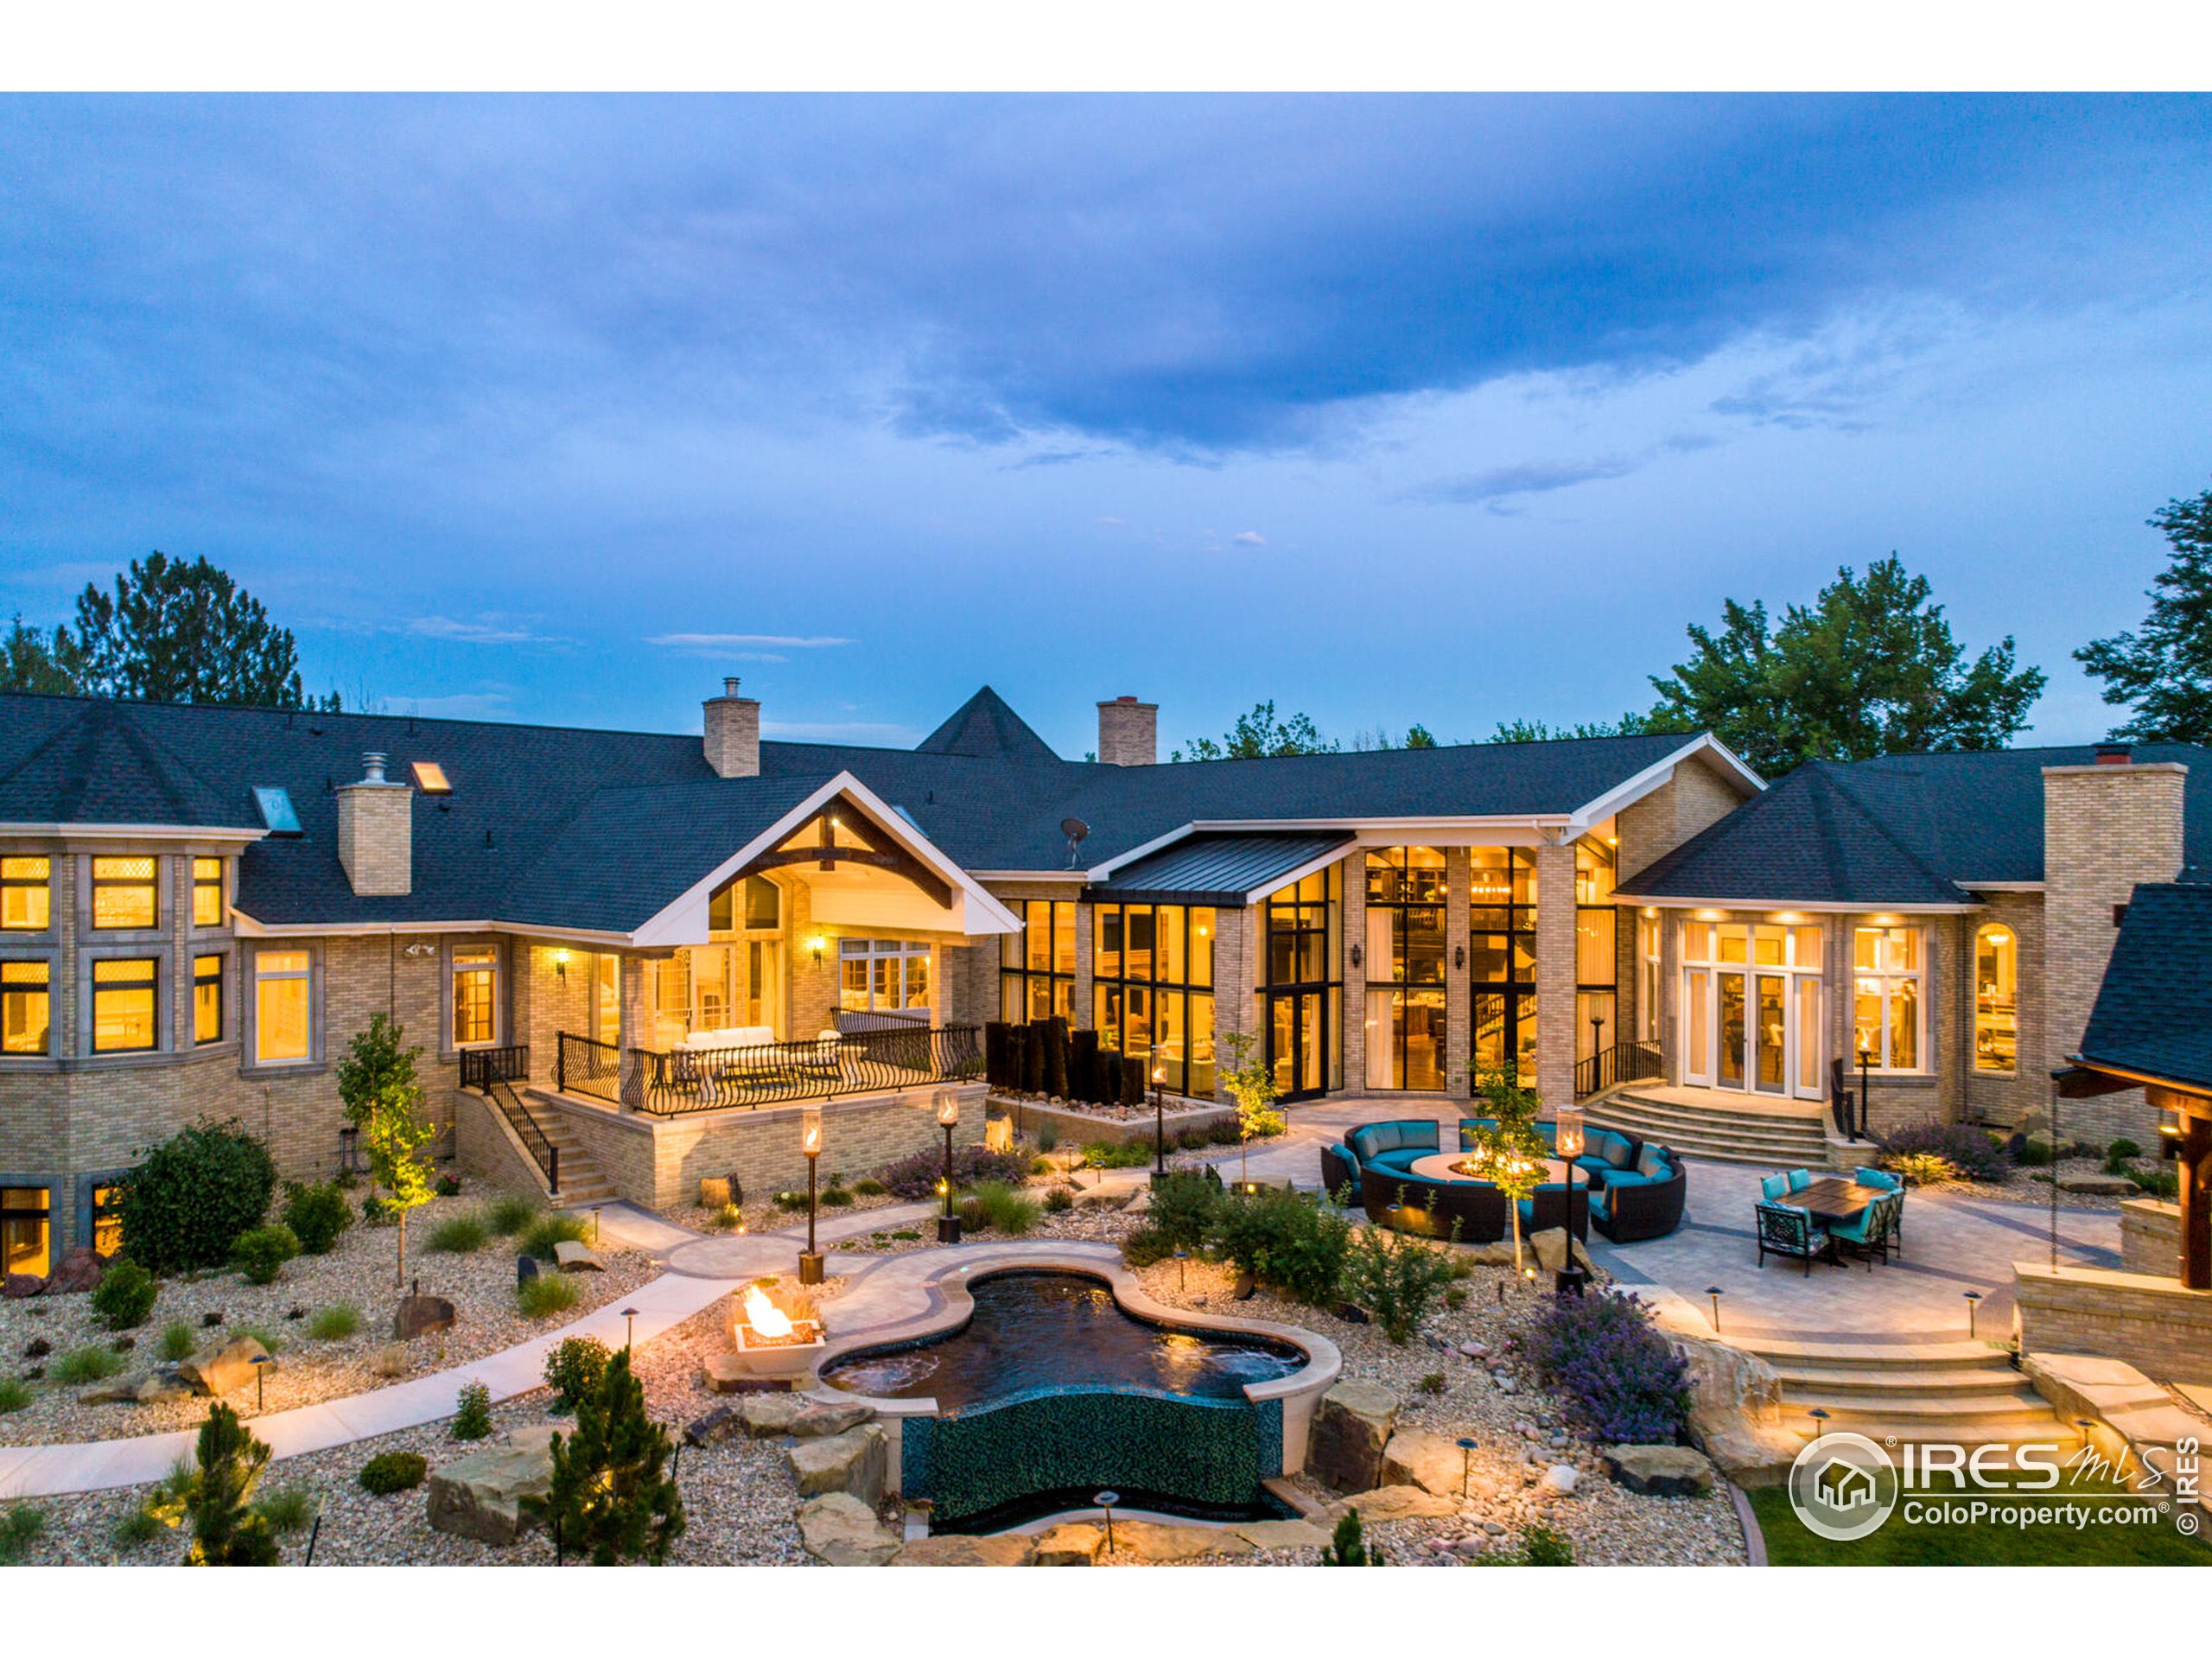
[1754,973,1788,1094]
[1268,989,1328,1103]
[1718,971,1747,1086]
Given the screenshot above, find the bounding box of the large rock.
[1381,1429,1470,1498]
[1307,1381,1400,1492]
[892,1533,1035,1567]
[80,1370,156,1405]
[1529,1228,1595,1274]
[789,1401,876,1439]
[1235,1517,1332,1551]
[2,1274,44,1299]
[1031,1522,1104,1565]
[1465,1241,1519,1267]
[426,1431,556,1545]
[2056,1173,2140,1197]
[394,1294,457,1342]
[554,1241,606,1273]
[178,1336,274,1397]
[1108,1520,1255,1561]
[787,1423,887,1505]
[44,1248,105,1295]
[1669,1332,1801,1489]
[798,1492,899,1566]
[1540,1463,1579,1496]
[1602,1444,1714,1497]
[697,1176,734,1209]
[684,1405,747,1446]
[705,1356,786,1395]
[1325,1484,1458,1523]
[738,1394,806,1434]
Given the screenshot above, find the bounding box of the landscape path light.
[1457,1436,1478,1498]
[622,1306,639,1351]
[1707,1287,1725,1333]
[251,1351,272,1412]
[1094,1491,1120,1554]
[1964,1289,1983,1338]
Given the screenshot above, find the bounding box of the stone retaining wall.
[2120,1198,2182,1276]
[993,1093,1237,1148]
[2013,1261,2212,1383]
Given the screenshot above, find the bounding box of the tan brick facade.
[334,776,412,895]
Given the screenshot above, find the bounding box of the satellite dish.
[1061,817,1090,869]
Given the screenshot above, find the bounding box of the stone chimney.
[2042,753,2187,1079]
[704,677,761,779]
[335,752,412,896]
[1096,696,1157,766]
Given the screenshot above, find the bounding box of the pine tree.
[2076,484,2212,741]
[546,1346,686,1565]
[1319,1506,1382,1565]
[183,1405,280,1567]
[68,550,334,707]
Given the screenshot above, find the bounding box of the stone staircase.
[481,1082,617,1205]
[1584,1087,1830,1167]
[1733,1335,2065,1457]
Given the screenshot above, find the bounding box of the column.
[1341,850,1367,1091]
[1445,847,1471,1100]
[618,953,651,1109]
[1534,837,1577,1111]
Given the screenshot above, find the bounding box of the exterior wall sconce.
[553,947,569,984]
[1452,944,1465,970]
[1348,943,1362,969]
[805,934,828,967]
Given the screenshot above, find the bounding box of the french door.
[1681,966,1823,1097]
[1267,988,1329,1103]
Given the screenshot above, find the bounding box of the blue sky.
[3,93,2209,754]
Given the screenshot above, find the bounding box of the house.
[0,676,2199,1268]
[1815,1457,1880,1511]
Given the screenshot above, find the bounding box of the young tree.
[1462,1068,1549,1273]
[2075,484,2212,741]
[1,614,79,693]
[1173,700,1338,760]
[1646,555,2044,776]
[181,1404,280,1567]
[336,1015,436,1287]
[67,550,337,708]
[546,1345,686,1565]
[1217,1029,1284,1186]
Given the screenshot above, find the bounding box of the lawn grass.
[1749,1471,2212,1567]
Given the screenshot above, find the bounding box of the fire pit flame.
[741,1284,794,1339]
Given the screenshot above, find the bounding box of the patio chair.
[1755,1201,1829,1276]
[1759,1172,1790,1203]
[1786,1167,1813,1193]
[1827,1195,1895,1269]
[1853,1166,1902,1192]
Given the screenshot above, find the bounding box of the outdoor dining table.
[1786,1177,1891,1264]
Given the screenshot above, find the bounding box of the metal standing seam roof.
[1084,831,1355,906]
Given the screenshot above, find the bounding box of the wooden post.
[2180,1110,2212,1293]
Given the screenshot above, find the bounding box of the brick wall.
[2120,1198,2181,1275]
[2014,1262,2212,1384]
[1616,755,1745,884]
[1534,839,1576,1110]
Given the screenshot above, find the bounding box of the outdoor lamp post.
[1707,1286,1725,1333]
[1094,1491,1120,1555]
[251,1351,272,1412]
[1590,1012,1605,1088]
[622,1306,639,1350]
[798,1102,826,1284]
[1456,1436,1478,1499]
[1856,1045,1872,1142]
[937,1094,963,1244]
[1151,1046,1167,1179]
[1964,1289,1983,1339]
[1555,1104,1586,1248]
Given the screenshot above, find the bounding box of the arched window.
[1974,923,2018,1074]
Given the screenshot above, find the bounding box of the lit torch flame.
[741,1284,793,1340]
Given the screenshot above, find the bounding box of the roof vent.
[360,751,389,784]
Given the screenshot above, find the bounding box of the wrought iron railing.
[459,1045,531,1090]
[612,1022,984,1116]
[556,1033,624,1104]
[458,1046,559,1194]
[1574,1038,1663,1101]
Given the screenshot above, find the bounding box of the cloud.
[1230,530,1265,546]
[404,613,565,645]
[1408,454,1643,509]
[1004,447,1108,470]
[1096,515,1127,527]
[646,632,855,650]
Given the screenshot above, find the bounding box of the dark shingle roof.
[1619,744,2212,906]
[2074,880,2212,1093]
[1087,831,1354,906]
[0,690,1735,934]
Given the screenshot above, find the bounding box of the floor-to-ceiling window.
[1637,912,1662,1043]
[1469,848,1538,1087]
[1363,846,1446,1089]
[1681,919,1825,1096]
[1264,867,1339,1101]
[1575,842,1618,1067]
[1093,902,1216,1096]
[1853,924,1923,1072]
[1001,899,1076,1021]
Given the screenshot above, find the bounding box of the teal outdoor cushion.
[1602,1170,1656,1189]
[1636,1145,1671,1179]
[1369,1148,1424,1176]
[1597,1131,1637,1168]
[1760,1173,1789,1202]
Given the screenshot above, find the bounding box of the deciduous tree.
[337,1015,436,1287]
[2075,484,2212,741]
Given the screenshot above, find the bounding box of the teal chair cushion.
[1760,1173,1789,1203]
[1602,1170,1656,1189]
[1855,1166,1901,1192]
[1786,1168,1813,1192]
[1368,1148,1425,1176]
[1636,1145,1672,1179]
[1829,1204,1879,1243]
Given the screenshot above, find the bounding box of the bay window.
[192,857,226,926]
[2,1186,49,1279]
[91,857,156,930]
[2,857,50,931]
[91,957,159,1052]
[194,954,225,1045]
[2,960,50,1055]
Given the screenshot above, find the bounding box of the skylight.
[253,786,302,836]
[410,761,452,794]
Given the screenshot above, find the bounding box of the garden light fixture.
[622,1306,639,1350]
[1174,1249,1188,1293]
[1456,1436,1477,1498]
[251,1351,272,1412]
[1964,1289,1983,1338]
[1094,1491,1120,1554]
[2076,1417,2094,1454]
[799,1102,826,1284]
[1706,1286,1724,1333]
[1151,1046,1167,1178]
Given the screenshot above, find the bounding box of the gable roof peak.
[914,685,1062,764]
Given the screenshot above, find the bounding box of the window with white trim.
[1853,925,1923,1072]
[840,938,931,1017]
[253,948,313,1065]
[451,946,500,1049]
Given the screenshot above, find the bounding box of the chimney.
[336,751,412,896]
[2094,741,2133,765]
[704,677,761,778]
[1096,696,1157,766]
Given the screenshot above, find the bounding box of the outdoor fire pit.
[728,1281,826,1378]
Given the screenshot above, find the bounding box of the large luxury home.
[2,679,2202,1273]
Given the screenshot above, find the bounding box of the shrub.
[545,1346,686,1564]
[185,1404,281,1564]
[253,1485,315,1534]
[772,1191,809,1212]
[1521,1523,1575,1567]
[360,1194,393,1224]
[0,1379,29,1415]
[1121,1224,1173,1268]
[2104,1137,2145,1173]
[705,1203,742,1232]
[1044,1187,1073,1213]
[544,1335,612,1408]
[279,1182,353,1255]
[519,1274,580,1319]
[2016,1137,2056,1167]
[230,1325,284,1355]
[1147,1172,1221,1252]
[428,1213,489,1254]
[1319,1507,1382,1566]
[453,1380,494,1440]
[358,1452,427,1496]
[435,1173,464,1198]
[1214,1186,1352,1306]
[820,1184,855,1209]
[157,1321,197,1363]
[1528,1289,1690,1444]
[1207,1118,1243,1147]
[1029,1156,1056,1176]
[1444,1286,1468,1310]
[1242,1107,1288,1140]
[1081,1141,1154,1171]
[1342,1225,1458,1344]
[111,1503,163,1548]
[521,1211,591,1261]
[876,1143,1033,1199]
[853,1178,887,1197]
[232,1224,301,1286]
[1417,1371,1447,1395]
[1178,1128,1211,1151]
[1887,1151,1961,1188]
[92,1258,159,1330]
[118,1119,279,1273]
[0,1503,45,1565]
[2128,1166,2182,1200]
[308,1305,359,1342]
[52,1345,127,1384]
[486,1194,539,1236]
[965,1179,1041,1236]
[1877,1121,2011,1183]
[1036,1123,1058,1153]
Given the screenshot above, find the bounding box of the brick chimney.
[704,677,761,779]
[2042,752,2187,1076]
[1096,696,1157,766]
[335,752,412,896]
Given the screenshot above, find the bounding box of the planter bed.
[993,1093,1239,1149]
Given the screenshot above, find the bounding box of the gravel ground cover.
[0,1192,656,1446]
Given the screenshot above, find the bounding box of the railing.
[837,1007,932,1032]
[556,1033,625,1104]
[615,1022,983,1116]
[1574,1038,1664,1101]
[459,1045,531,1090]
[458,1046,559,1195]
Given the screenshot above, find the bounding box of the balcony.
[552,1023,982,1116]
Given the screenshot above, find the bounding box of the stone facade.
[2014,1262,2212,1385]
[334,770,412,896]
[702,680,762,779]
[1095,697,1157,766]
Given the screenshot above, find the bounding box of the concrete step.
[1591,1101,1829,1145]
[1785,1420,2069,1455]
[1772,1364,2026,1395]
[1609,1090,1827,1123]
[1793,1389,2053,1426]
[1732,1338,2005,1369]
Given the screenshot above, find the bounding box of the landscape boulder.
[44,1248,105,1295]
[892,1533,1035,1567]
[393,1294,457,1342]
[683,1405,747,1446]
[737,1394,807,1435]
[2056,1173,2140,1197]
[1325,1484,1457,1523]
[786,1423,887,1505]
[1234,1517,1332,1552]
[2,1274,43,1300]
[705,1355,787,1395]
[1668,1331,1801,1488]
[1307,1380,1400,1492]
[1601,1444,1714,1497]
[789,1400,876,1439]
[698,1176,734,1209]
[1109,1519,1255,1562]
[1529,1227,1596,1274]
[1030,1522,1104,1565]
[1381,1428,1470,1498]
[426,1428,556,1546]
[178,1335,275,1397]
[554,1240,606,1273]
[798,1492,900,1566]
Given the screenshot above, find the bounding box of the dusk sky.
[3,93,2209,757]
